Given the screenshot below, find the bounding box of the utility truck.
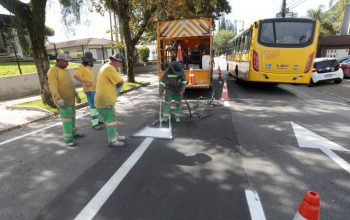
[157,18,213,89]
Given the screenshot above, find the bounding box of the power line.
[289,0,309,10]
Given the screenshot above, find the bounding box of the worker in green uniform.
[95,53,126,147]
[74,52,101,130]
[159,60,187,122]
[48,53,84,147]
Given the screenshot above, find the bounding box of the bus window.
[275,22,313,44]
[260,22,275,44]
[259,19,315,47]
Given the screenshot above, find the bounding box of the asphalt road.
[1,59,350,219]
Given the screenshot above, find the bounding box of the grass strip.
[17,81,144,113]
[0,60,80,77]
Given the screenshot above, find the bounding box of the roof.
[319,35,350,46]
[46,38,112,50]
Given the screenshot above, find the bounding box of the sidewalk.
[0,72,158,134]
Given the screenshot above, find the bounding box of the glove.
[57,99,65,108]
[76,95,81,103]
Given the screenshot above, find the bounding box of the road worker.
[159,59,187,122]
[74,52,101,130]
[94,53,126,147]
[48,53,84,147]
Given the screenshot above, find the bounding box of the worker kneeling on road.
[159,60,187,123]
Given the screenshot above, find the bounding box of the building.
[0,14,24,59]
[317,35,350,59]
[46,38,113,60]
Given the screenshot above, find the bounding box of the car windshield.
[259,20,314,47]
[338,57,350,63]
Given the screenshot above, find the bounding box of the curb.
[0,81,151,134]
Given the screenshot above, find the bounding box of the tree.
[91,0,231,82]
[307,4,336,36]
[213,29,235,56]
[0,0,56,106]
[0,0,87,106]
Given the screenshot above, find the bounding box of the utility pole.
[109,9,114,54]
[281,0,286,18]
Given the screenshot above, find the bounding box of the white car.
[309,57,343,86]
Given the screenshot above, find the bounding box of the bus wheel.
[235,66,240,84]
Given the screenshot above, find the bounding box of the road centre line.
[74,137,154,220]
[245,189,266,220]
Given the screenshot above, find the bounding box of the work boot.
[73,133,85,138]
[109,140,125,147]
[66,141,76,147]
[117,136,126,141]
[93,124,102,130]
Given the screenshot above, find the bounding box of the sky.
[0,0,336,43]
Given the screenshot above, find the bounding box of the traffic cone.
[218,64,223,82]
[189,64,195,85]
[177,44,183,62]
[293,191,320,220]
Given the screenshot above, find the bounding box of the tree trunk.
[124,42,135,82]
[28,0,55,107]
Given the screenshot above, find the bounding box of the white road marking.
[74,137,154,220]
[292,122,350,174]
[245,189,266,220]
[0,112,89,146]
[0,88,156,146]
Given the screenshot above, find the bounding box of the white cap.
[57,53,71,62]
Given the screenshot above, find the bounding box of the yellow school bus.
[157,18,213,89]
[227,18,320,84]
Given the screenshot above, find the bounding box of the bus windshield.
[259,20,315,47]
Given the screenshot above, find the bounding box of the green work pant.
[97,107,119,143]
[163,92,181,120]
[59,105,76,143]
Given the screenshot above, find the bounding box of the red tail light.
[253,50,259,71]
[304,52,314,73]
[335,63,340,71]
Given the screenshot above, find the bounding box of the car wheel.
[334,78,342,84]
[308,79,315,87]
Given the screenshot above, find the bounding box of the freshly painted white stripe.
[321,148,350,174]
[0,112,89,146]
[245,189,266,220]
[74,137,154,220]
[224,101,230,107]
[0,88,155,145]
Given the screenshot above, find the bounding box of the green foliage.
[137,45,150,62]
[213,29,235,55]
[307,4,336,36]
[45,26,55,36]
